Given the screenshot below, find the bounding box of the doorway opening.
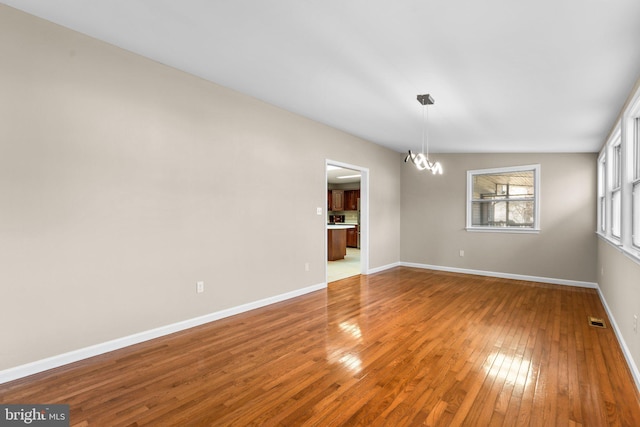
[326,160,369,283]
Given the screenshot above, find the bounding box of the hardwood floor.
[2,267,639,426]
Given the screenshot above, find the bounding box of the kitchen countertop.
[327,224,357,230]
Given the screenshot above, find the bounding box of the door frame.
[326,159,369,281]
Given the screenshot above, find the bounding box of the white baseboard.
[596,287,640,392]
[367,261,400,275]
[0,282,327,385]
[399,262,598,289]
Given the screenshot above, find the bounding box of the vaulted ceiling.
[4,0,640,153]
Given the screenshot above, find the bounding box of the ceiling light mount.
[404,93,443,174]
[417,94,434,106]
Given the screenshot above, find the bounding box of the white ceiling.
[327,166,361,184]
[5,0,640,153]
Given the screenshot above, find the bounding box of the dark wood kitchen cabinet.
[328,189,359,212]
[344,190,360,211]
[331,190,344,211]
[327,228,347,260]
[346,225,358,248]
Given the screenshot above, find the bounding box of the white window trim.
[466,164,541,233]
[610,133,623,239]
[629,104,640,250]
[598,124,623,246]
[597,83,640,266]
[597,153,606,234]
[632,180,640,249]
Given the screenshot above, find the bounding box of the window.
[635,117,640,180]
[467,165,540,232]
[599,126,622,243]
[598,155,606,233]
[633,117,640,248]
[611,139,622,238]
[598,83,640,262]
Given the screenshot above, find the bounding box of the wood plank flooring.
[1,267,640,426]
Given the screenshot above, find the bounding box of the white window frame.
[466,164,541,233]
[597,153,606,234]
[598,83,640,263]
[599,125,622,245]
[610,136,622,239]
[631,116,640,249]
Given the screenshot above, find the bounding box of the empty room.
[1,1,640,425]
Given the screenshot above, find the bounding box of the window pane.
[473,171,534,200]
[600,196,606,233]
[612,189,621,237]
[613,143,622,189]
[635,117,640,180]
[598,158,605,197]
[472,201,534,227]
[634,183,640,247]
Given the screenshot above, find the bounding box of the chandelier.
[404,94,443,174]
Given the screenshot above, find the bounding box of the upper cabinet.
[328,189,360,212]
[344,190,360,211]
[331,190,344,211]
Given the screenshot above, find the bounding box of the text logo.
[0,405,69,426]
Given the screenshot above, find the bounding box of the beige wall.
[401,153,598,283]
[0,6,401,370]
[596,76,640,383]
[598,240,640,378]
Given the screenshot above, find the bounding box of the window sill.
[597,232,640,266]
[466,227,540,234]
[596,231,622,247]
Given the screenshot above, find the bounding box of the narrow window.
[598,155,606,233]
[633,117,640,248]
[611,140,622,238]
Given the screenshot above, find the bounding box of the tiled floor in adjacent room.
[327,247,360,282]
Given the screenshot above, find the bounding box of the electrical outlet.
[316,207,322,215]
[305,262,310,272]
[634,314,638,334]
[459,250,465,257]
[196,281,204,294]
